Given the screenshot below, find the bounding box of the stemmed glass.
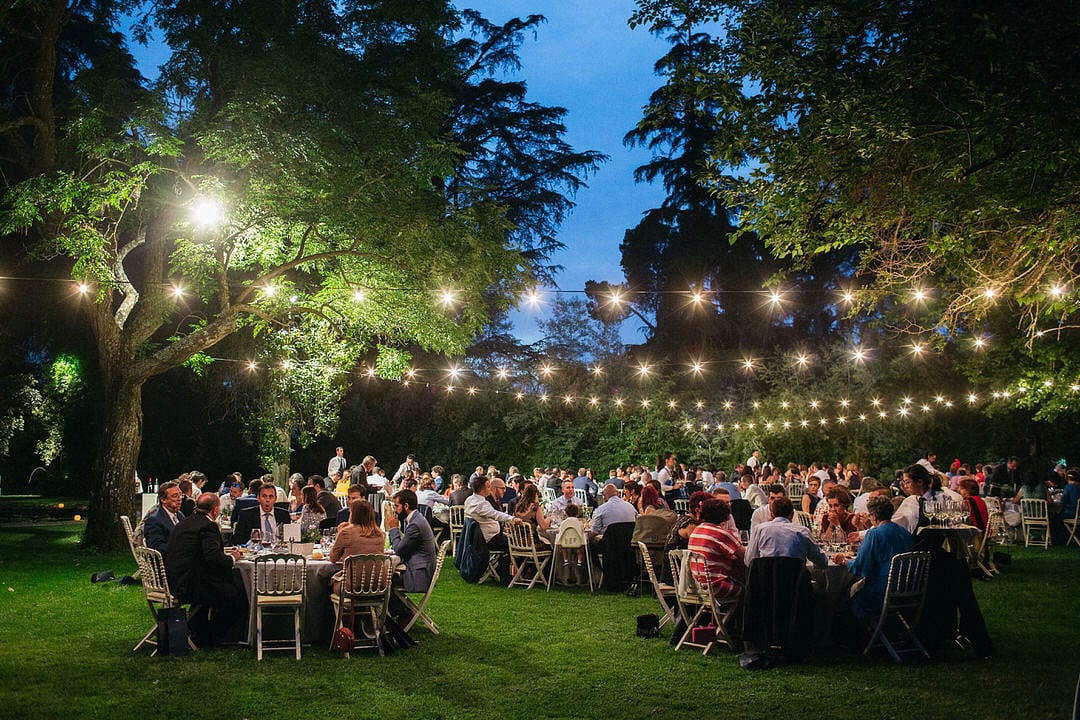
[924,501,938,527]
[249,529,261,551]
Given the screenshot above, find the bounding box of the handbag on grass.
[155,607,190,657]
[690,626,716,644]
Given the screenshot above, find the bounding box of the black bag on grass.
[155,607,191,657]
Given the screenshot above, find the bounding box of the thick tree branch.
[112,227,146,328]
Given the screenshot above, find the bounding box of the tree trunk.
[83,378,143,552]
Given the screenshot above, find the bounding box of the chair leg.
[294,608,301,660]
[256,606,263,661]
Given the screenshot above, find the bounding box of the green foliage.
[0,374,42,458]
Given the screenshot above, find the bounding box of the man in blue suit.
[573,467,598,507]
[144,480,184,557]
[386,489,438,594]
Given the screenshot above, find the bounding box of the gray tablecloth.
[236,558,339,646]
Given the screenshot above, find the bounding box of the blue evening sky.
[126,1,668,344]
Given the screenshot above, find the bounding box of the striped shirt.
[688,522,744,600]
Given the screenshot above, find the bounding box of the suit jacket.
[180,497,196,517]
[388,511,437,593]
[232,506,292,545]
[449,487,471,507]
[164,512,243,607]
[144,506,183,557]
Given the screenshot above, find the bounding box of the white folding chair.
[1063,511,1080,548]
[120,515,142,580]
[330,554,393,656]
[638,541,674,629]
[787,482,806,500]
[794,510,816,534]
[398,541,451,635]
[506,522,553,589]
[541,487,557,504]
[132,546,197,655]
[1020,498,1050,548]
[668,549,738,655]
[863,550,932,662]
[448,505,466,555]
[252,553,306,660]
[573,488,589,507]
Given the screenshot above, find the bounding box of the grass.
[0,521,1077,720]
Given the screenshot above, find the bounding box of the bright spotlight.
[190,197,225,228]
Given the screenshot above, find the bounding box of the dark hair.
[178,478,192,495]
[826,486,851,506]
[867,494,895,521]
[394,489,418,512]
[248,479,263,494]
[565,503,581,518]
[1067,467,1080,484]
[347,484,367,496]
[688,490,712,514]
[308,475,325,489]
[768,484,786,496]
[958,478,980,495]
[349,500,381,537]
[471,475,488,494]
[699,498,731,524]
[157,480,179,501]
[301,485,324,514]
[904,463,932,489]
[771,496,795,519]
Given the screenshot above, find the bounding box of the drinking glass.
[249,529,261,549]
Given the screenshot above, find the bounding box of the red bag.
[691,626,717,644]
[333,626,354,654]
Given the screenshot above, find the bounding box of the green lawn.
[0,522,1076,720]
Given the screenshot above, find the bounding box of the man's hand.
[385,512,399,530]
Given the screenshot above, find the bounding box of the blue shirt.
[744,517,827,568]
[1061,483,1079,519]
[847,520,913,620]
[588,496,638,536]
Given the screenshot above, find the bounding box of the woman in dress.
[513,483,553,541]
[801,476,822,515]
[299,485,326,532]
[288,473,305,513]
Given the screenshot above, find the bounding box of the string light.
[467,386,478,395]
[540,364,553,377]
[77,283,90,295]
[983,287,996,299]
[262,284,277,297]
[840,290,855,304]
[495,367,509,380]
[352,289,366,302]
[852,346,867,363]
[910,342,925,357]
[742,357,755,372]
[170,285,184,298]
[439,290,456,306]
[523,289,542,307]
[689,360,704,375]
[1050,285,1065,297]
[247,361,257,371]
[591,365,604,376]
[636,363,652,378]
[190,197,225,228]
[795,353,809,368]
[447,365,462,381]
[912,288,929,302]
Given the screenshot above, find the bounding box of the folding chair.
[1020,498,1050,548]
[668,549,738,655]
[330,554,393,656]
[120,515,142,580]
[972,512,1003,575]
[673,499,690,516]
[548,519,592,592]
[794,510,816,534]
[507,522,553,589]
[863,550,931,662]
[1064,511,1080,549]
[541,487,557,505]
[448,505,466,556]
[252,553,306,660]
[573,488,589,507]
[787,482,806,501]
[638,541,674,629]
[398,541,451,635]
[132,546,197,655]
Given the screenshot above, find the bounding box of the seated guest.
[164,493,246,645]
[622,480,642,509]
[749,485,788,531]
[218,479,245,514]
[464,475,519,551]
[336,484,367,525]
[801,476,822,516]
[665,490,712,552]
[632,485,678,547]
[513,483,553,542]
[687,499,745,601]
[311,475,341,518]
[834,494,913,622]
[232,478,262,516]
[417,475,450,511]
[818,487,857,538]
[852,478,881,515]
[573,467,599,506]
[431,465,447,493]
[1061,468,1080,519]
[448,474,472,506]
[232,483,291,545]
[589,483,638,539]
[957,478,988,531]
[708,489,741,536]
[744,497,828,568]
[329,500,386,593]
[739,473,768,509]
[486,476,509,512]
[299,485,326,532]
[387,489,438,597]
[177,477,196,517]
[144,480,184,557]
[714,471,742,501]
[549,480,583,522]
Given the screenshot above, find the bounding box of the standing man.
[746,450,761,473]
[144,480,185,557]
[165,493,246,646]
[232,483,291,545]
[328,446,348,480]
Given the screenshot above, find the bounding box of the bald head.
[603,484,619,500]
[196,492,220,513]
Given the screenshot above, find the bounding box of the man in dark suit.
[387,489,437,594]
[448,474,471,507]
[232,484,291,545]
[144,480,184,557]
[336,484,367,525]
[165,493,246,646]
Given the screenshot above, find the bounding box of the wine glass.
[248,528,261,551]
